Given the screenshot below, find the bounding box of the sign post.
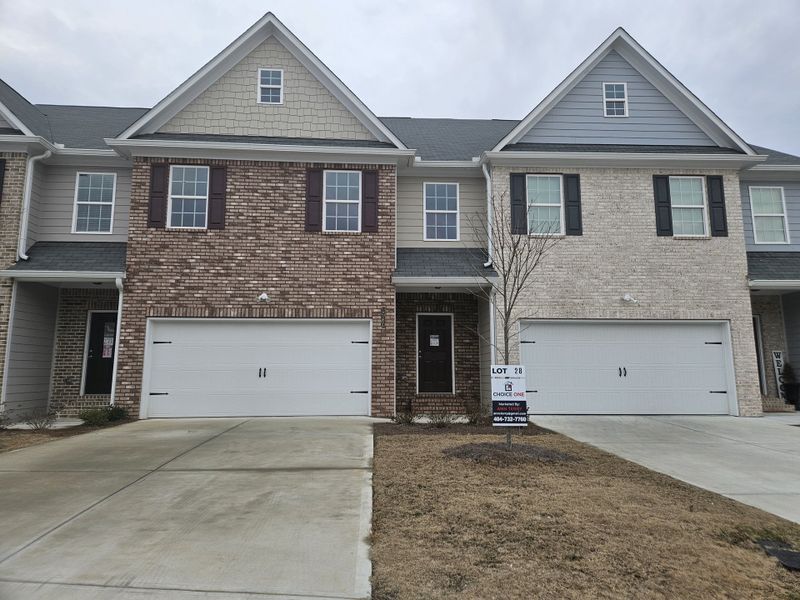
[491,365,528,450]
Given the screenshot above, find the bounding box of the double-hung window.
[750,186,789,244]
[526,175,564,235]
[324,170,361,232]
[73,173,116,233]
[669,176,707,236]
[258,68,283,104]
[424,183,459,240]
[603,82,628,117]
[168,166,209,229]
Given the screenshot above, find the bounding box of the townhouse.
[0,13,796,421]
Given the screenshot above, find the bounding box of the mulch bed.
[0,420,134,453]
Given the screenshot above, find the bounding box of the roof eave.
[0,270,125,281]
[482,150,766,169]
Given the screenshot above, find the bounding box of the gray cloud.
[1,0,798,153]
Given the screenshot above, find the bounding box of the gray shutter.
[208,166,227,230]
[652,175,673,236]
[706,175,728,237]
[510,173,527,234]
[563,174,582,236]
[361,170,378,232]
[148,163,168,228]
[305,169,323,232]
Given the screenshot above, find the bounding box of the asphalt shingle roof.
[5,242,127,273]
[749,145,800,166]
[37,105,147,149]
[395,248,496,279]
[134,132,395,148]
[0,78,52,138]
[747,252,800,281]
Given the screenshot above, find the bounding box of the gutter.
[17,150,52,260]
[481,150,767,169]
[0,270,125,281]
[748,279,800,290]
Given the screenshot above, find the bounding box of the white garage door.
[142,319,371,418]
[520,321,735,415]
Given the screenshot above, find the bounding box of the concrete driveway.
[0,418,373,600]
[535,414,800,524]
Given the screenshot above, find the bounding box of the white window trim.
[257,67,284,105]
[602,82,628,118]
[415,312,456,395]
[322,169,362,233]
[71,172,117,235]
[749,185,790,245]
[526,174,565,236]
[669,175,710,238]
[422,181,460,242]
[167,165,210,230]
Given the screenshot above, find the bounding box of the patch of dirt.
[376,422,552,436]
[0,420,134,453]
[371,428,800,600]
[443,441,577,466]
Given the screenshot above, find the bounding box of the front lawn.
[371,423,800,599]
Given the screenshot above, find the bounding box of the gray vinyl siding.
[0,115,10,129]
[25,162,47,249]
[2,282,58,420]
[397,176,486,247]
[782,292,800,364]
[478,296,492,408]
[30,165,131,243]
[741,180,800,251]
[520,50,716,146]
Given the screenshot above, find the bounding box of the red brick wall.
[396,293,480,414]
[115,157,396,417]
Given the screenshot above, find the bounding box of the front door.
[84,312,117,395]
[417,314,453,393]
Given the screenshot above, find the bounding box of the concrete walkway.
[0,418,374,600]
[534,414,800,524]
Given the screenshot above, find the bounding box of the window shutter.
[563,174,582,236]
[148,163,169,228]
[510,173,527,234]
[0,159,5,206]
[305,168,323,232]
[652,175,673,236]
[361,170,379,232]
[706,175,728,237]
[208,166,227,230]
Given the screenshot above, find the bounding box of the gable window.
[424,183,459,240]
[73,172,116,233]
[168,165,209,229]
[750,186,789,244]
[526,175,564,235]
[258,68,283,104]
[324,170,361,232]
[669,176,707,236]
[603,82,628,117]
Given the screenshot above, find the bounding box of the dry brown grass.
[0,420,133,453]
[371,424,800,599]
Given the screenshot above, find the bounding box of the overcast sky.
[1,0,798,153]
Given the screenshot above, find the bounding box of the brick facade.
[0,153,26,409]
[491,165,762,416]
[50,288,119,416]
[751,295,795,411]
[114,157,396,417]
[396,293,480,415]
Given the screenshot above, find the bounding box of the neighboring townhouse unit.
[0,13,796,421]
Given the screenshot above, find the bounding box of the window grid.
[168,166,209,229]
[73,173,116,234]
[526,175,564,235]
[669,176,707,237]
[603,82,628,117]
[750,186,789,244]
[258,68,283,104]
[424,183,459,241]
[323,170,361,232]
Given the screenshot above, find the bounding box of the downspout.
[481,162,497,364]
[109,277,124,406]
[17,150,52,261]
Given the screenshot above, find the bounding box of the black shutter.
[510,173,527,234]
[652,175,673,236]
[563,174,582,236]
[707,175,728,237]
[361,170,378,232]
[305,169,323,232]
[0,159,5,206]
[148,163,168,228]
[207,166,227,230]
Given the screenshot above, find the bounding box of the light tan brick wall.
[751,295,795,411]
[491,165,762,416]
[160,37,376,141]
[0,153,27,414]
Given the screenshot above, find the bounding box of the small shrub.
[78,408,109,427]
[25,409,55,432]
[426,412,456,428]
[466,402,488,426]
[106,405,129,421]
[393,411,417,426]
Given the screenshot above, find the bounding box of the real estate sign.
[491,365,528,426]
[773,351,787,401]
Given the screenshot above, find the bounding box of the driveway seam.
[0,419,250,566]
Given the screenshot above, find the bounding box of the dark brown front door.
[84,312,117,395]
[418,314,453,393]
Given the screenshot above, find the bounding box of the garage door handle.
[618,367,622,377]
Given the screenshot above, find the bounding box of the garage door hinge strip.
[351,340,369,344]
[153,341,172,344]
[350,390,369,394]
[704,341,722,345]
[709,390,727,394]
[149,392,169,396]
